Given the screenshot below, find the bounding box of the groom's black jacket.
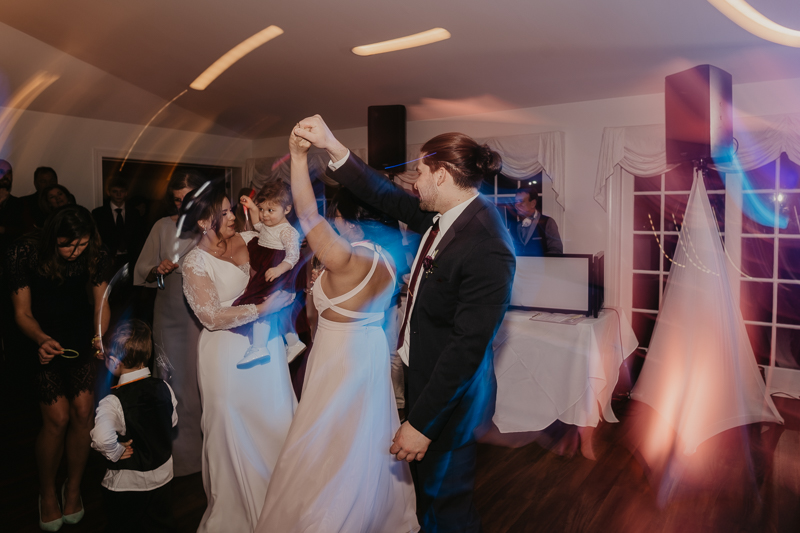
[331,154,516,451]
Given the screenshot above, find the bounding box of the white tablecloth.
[492,307,638,433]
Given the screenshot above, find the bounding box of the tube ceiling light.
[352,28,451,56]
[707,0,800,47]
[191,25,284,90]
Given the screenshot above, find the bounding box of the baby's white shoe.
[237,345,271,367]
[285,335,306,363]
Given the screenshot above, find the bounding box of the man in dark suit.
[508,188,562,256]
[91,176,146,269]
[296,115,516,532]
[20,166,58,228]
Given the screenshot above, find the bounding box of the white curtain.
[246,131,566,209]
[594,113,800,211]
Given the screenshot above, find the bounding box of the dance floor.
[3,367,798,532]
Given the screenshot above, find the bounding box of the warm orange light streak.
[120,89,188,170]
[352,28,451,56]
[0,71,59,151]
[190,25,284,90]
[707,0,800,47]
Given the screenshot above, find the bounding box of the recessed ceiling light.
[707,0,800,47]
[191,25,284,90]
[352,28,451,56]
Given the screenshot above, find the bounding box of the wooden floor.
[3,370,799,532]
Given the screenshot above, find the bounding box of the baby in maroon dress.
[234,181,304,367]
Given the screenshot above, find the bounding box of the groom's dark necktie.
[397,219,440,350]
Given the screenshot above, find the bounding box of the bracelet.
[92,334,102,341]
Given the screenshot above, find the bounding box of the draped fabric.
[595,113,800,210]
[246,131,566,209]
[630,172,783,455]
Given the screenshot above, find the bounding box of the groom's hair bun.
[420,132,502,190]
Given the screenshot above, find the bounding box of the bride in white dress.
[181,180,297,533]
[255,132,418,532]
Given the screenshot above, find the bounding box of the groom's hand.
[294,115,348,163]
[390,421,432,462]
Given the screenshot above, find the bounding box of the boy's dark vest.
[108,377,173,472]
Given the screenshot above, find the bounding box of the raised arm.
[294,115,436,235]
[288,130,357,274]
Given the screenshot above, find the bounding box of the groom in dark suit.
[296,116,515,532]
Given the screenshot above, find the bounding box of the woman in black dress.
[7,205,110,530]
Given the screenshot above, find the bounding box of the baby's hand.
[265,266,281,282]
[240,195,256,210]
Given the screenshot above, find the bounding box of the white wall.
[252,77,800,256]
[2,107,252,209]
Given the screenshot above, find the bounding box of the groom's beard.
[418,182,438,212]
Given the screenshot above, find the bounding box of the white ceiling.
[1,0,799,139]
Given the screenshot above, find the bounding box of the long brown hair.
[179,178,227,236]
[38,204,103,283]
[420,132,503,190]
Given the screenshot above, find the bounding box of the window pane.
[777,283,800,326]
[663,235,679,272]
[744,161,776,190]
[707,192,726,233]
[780,153,800,190]
[665,163,693,191]
[634,195,661,231]
[778,238,800,280]
[740,280,773,323]
[776,327,800,370]
[632,273,660,311]
[778,192,800,235]
[632,312,657,350]
[745,324,772,365]
[634,175,660,192]
[664,194,689,232]
[633,234,660,271]
[742,193,777,234]
[741,237,774,278]
[704,168,725,191]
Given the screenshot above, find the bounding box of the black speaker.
[368,105,406,172]
[665,65,733,165]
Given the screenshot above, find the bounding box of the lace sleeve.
[91,249,112,286]
[5,239,36,293]
[279,225,301,267]
[182,250,259,331]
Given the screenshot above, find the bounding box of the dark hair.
[517,187,539,204]
[38,205,103,283]
[34,166,58,183]
[108,319,152,369]
[179,178,228,236]
[106,175,130,192]
[165,170,207,216]
[328,187,394,243]
[420,133,502,190]
[254,180,292,210]
[38,184,76,215]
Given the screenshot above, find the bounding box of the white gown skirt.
[197,314,297,533]
[256,317,419,533]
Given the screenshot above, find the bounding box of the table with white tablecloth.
[492,307,638,434]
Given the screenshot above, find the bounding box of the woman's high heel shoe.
[61,481,85,525]
[38,495,63,532]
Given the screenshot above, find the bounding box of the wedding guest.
[0,160,25,254]
[92,176,147,272]
[6,204,111,530]
[21,166,58,228]
[91,319,178,533]
[39,184,76,219]
[133,171,204,476]
[508,188,562,256]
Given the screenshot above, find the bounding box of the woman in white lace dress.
[255,131,418,532]
[181,180,297,533]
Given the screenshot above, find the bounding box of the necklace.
[200,240,234,260]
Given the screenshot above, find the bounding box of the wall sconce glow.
[190,25,284,90]
[707,0,800,47]
[352,28,451,56]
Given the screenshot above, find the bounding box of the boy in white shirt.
[90,319,178,533]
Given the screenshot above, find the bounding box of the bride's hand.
[256,290,295,316]
[289,127,311,156]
